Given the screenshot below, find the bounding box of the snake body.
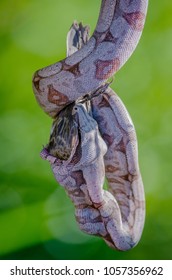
[33,0,148,117]
[33,0,148,250]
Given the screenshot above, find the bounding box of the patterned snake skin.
[33,0,148,250]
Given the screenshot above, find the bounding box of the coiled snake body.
[33,0,148,251]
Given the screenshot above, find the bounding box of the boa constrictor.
[32,0,148,251]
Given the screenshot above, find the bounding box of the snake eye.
[72,106,78,115]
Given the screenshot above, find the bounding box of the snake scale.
[32,0,148,251]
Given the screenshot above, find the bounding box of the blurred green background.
[0,0,172,260]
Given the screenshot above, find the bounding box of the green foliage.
[0,0,172,259]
